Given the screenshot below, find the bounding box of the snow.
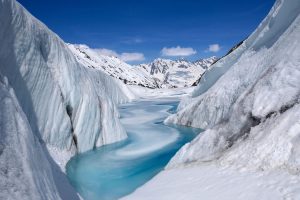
[128,85,194,99]
[2,0,300,199]
[0,74,80,200]
[68,44,159,88]
[68,44,217,89]
[47,145,75,172]
[123,164,300,200]
[193,56,217,70]
[0,0,134,158]
[137,58,217,88]
[165,0,300,171]
[122,0,300,199]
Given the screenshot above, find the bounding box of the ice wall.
[167,0,300,172]
[0,0,134,155]
[0,74,81,200]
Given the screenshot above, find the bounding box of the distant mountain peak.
[68,44,218,89]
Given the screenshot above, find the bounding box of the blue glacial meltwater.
[66,99,201,200]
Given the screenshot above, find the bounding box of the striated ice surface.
[0,0,136,199]
[167,0,300,172]
[0,74,79,200]
[0,0,134,154]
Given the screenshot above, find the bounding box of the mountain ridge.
[68,43,217,89]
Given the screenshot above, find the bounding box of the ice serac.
[0,0,134,156]
[166,0,300,171]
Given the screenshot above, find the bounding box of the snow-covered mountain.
[193,56,218,70]
[68,44,160,88]
[137,57,217,88]
[68,44,217,89]
[166,0,300,173]
[0,0,134,199]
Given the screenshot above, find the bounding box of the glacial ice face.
[167,0,300,171]
[0,74,81,200]
[0,75,61,200]
[0,0,134,153]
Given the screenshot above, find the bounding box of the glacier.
[0,0,134,155]
[166,0,300,171]
[0,0,135,199]
[0,74,80,200]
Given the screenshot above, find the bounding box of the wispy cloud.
[95,48,145,62]
[207,44,221,53]
[161,46,197,57]
[120,53,145,62]
[95,48,119,57]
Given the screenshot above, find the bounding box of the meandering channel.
[66,98,201,200]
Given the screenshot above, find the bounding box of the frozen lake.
[66,99,201,200]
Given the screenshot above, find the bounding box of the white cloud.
[120,53,145,62]
[94,48,119,57]
[161,46,197,57]
[95,48,145,62]
[207,44,221,52]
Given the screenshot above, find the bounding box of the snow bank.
[0,0,134,157]
[123,164,300,200]
[166,0,300,172]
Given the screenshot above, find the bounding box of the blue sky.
[18,0,275,63]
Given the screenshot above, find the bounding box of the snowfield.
[123,164,300,200]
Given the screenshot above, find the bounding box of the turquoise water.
[66,99,201,200]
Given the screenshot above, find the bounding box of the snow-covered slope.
[0,0,134,156]
[68,44,217,89]
[166,0,300,172]
[137,57,217,88]
[68,44,160,88]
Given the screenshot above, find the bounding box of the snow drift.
[166,0,300,172]
[0,0,134,155]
